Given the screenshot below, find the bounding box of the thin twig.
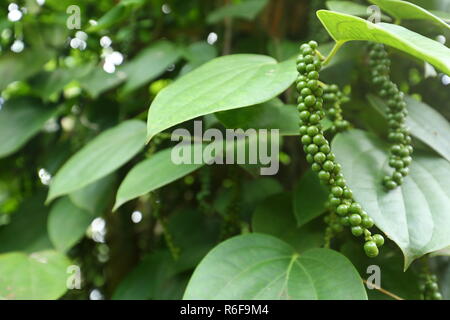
[362,279,404,300]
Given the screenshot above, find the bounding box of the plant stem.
[362,279,404,300]
[323,41,345,66]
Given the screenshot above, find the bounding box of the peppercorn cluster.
[368,43,413,190]
[419,273,442,300]
[323,84,350,133]
[296,41,384,257]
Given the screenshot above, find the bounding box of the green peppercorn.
[364,241,379,257]
[372,234,384,247]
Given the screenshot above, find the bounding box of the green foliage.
[0,98,57,158]
[0,0,449,301]
[47,120,146,202]
[146,55,296,140]
[0,250,71,300]
[333,129,450,269]
[184,233,367,299]
[317,10,450,74]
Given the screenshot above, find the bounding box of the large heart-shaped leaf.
[293,169,329,227]
[48,197,94,252]
[183,233,367,300]
[146,54,296,141]
[369,0,450,31]
[0,251,70,300]
[317,10,450,74]
[332,129,450,269]
[0,98,57,158]
[47,120,146,202]
[367,94,450,162]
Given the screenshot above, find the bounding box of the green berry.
[318,170,330,180]
[331,186,343,197]
[314,152,326,163]
[351,226,364,237]
[362,216,374,228]
[330,197,341,206]
[322,160,334,172]
[349,214,362,226]
[304,95,316,107]
[349,203,362,214]
[309,113,321,124]
[313,134,326,145]
[372,234,384,247]
[336,204,348,216]
[306,144,319,154]
[301,135,312,145]
[364,241,379,258]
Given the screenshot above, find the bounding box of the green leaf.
[207,0,269,24]
[0,194,52,254]
[114,148,204,210]
[332,129,450,269]
[369,0,450,31]
[114,209,219,300]
[317,10,450,74]
[340,242,421,300]
[87,3,131,32]
[48,197,93,252]
[0,98,57,158]
[252,193,324,252]
[121,41,181,94]
[182,42,218,65]
[183,234,367,299]
[80,67,127,98]
[293,169,329,227]
[180,42,218,75]
[431,10,450,23]
[69,174,116,215]
[146,54,297,141]
[47,120,146,202]
[0,250,70,300]
[326,1,391,21]
[216,99,299,136]
[31,64,93,100]
[0,48,53,92]
[367,94,450,162]
[113,250,190,300]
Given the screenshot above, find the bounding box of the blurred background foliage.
[0,0,449,300]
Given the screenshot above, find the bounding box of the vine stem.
[322,41,345,66]
[362,279,404,300]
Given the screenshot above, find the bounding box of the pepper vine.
[296,41,384,257]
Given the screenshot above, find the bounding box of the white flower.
[8,9,22,22]
[75,31,88,42]
[11,40,24,53]
[100,36,112,48]
[103,61,116,73]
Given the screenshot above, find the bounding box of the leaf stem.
[362,279,404,300]
[322,41,345,66]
